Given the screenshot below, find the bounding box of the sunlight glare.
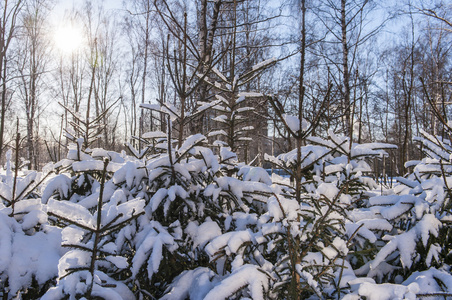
[54,25,84,54]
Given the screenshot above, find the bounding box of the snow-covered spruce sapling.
[139,98,222,151]
[147,5,227,148]
[155,135,353,298]
[0,203,61,299]
[1,120,53,228]
[338,130,452,299]
[403,131,452,267]
[165,165,350,299]
[337,77,452,298]
[306,130,397,198]
[1,134,49,218]
[43,158,144,299]
[0,127,58,299]
[264,129,397,298]
[203,58,277,156]
[265,150,351,298]
[128,134,228,297]
[265,90,330,298]
[358,131,452,281]
[159,166,275,299]
[59,98,119,153]
[263,138,340,297]
[123,130,281,298]
[42,137,129,206]
[302,132,404,286]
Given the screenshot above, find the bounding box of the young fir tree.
[203,58,276,159]
[264,128,396,298]
[346,130,452,298]
[0,126,58,299]
[43,158,144,299]
[121,103,275,297]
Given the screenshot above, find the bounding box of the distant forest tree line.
[1,0,452,176]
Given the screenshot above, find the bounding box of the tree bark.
[341,0,351,138]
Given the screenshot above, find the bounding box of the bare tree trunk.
[0,0,23,160]
[178,13,188,147]
[292,1,306,297]
[193,0,222,135]
[85,40,97,149]
[401,12,416,174]
[16,0,50,170]
[159,36,167,132]
[0,59,7,159]
[341,0,351,138]
[139,0,151,149]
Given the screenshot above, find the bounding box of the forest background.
[0,0,451,177]
[3,0,452,299]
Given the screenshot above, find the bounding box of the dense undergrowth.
[1,129,452,299]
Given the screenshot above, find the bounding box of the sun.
[54,24,84,54]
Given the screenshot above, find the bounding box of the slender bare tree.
[314,0,385,138]
[15,0,51,169]
[0,0,24,159]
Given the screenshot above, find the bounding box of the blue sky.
[51,0,123,21]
